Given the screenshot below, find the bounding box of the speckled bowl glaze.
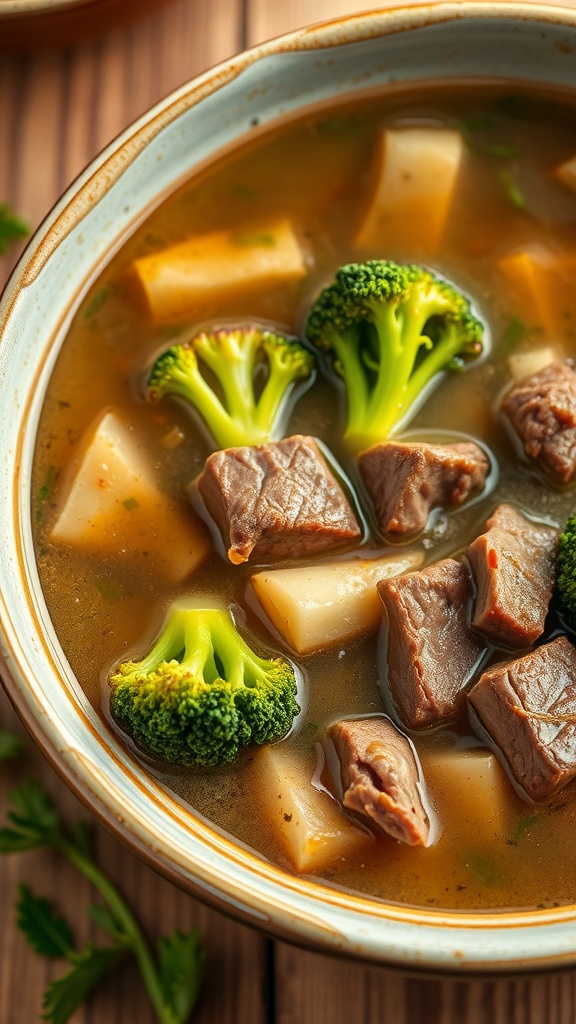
[2,1,576,973]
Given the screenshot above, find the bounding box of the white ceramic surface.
[2,2,576,972]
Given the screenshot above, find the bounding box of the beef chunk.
[197,435,361,564]
[358,440,489,537]
[468,637,576,801]
[329,717,430,846]
[502,359,576,483]
[467,504,557,649]
[377,558,486,729]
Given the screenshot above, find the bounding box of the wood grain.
[2,0,576,1021]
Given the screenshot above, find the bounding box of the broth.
[33,83,576,911]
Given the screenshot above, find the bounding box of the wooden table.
[1,1,576,1020]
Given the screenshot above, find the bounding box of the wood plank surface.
[1,1,576,1022]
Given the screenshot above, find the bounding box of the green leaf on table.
[0,203,29,254]
[71,819,92,859]
[42,945,123,1024]
[89,903,127,944]
[0,779,60,851]
[0,729,24,763]
[17,884,75,959]
[158,928,205,1021]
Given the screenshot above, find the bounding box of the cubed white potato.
[354,127,464,254]
[421,748,509,844]
[50,410,210,581]
[131,218,307,322]
[507,344,561,382]
[497,245,576,339]
[251,549,423,655]
[258,744,371,873]
[554,153,576,193]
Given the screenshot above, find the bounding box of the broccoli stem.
[253,349,303,440]
[194,330,263,443]
[403,322,463,410]
[349,289,460,446]
[342,296,427,448]
[329,327,371,441]
[161,359,244,450]
[135,611,187,673]
[205,610,269,690]
[182,610,220,683]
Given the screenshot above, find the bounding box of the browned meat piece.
[358,440,489,537]
[197,434,361,564]
[502,359,576,483]
[467,504,557,649]
[468,637,576,801]
[377,558,486,729]
[329,717,430,846]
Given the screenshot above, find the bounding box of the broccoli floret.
[557,515,576,624]
[306,260,485,451]
[146,325,315,449]
[109,605,300,766]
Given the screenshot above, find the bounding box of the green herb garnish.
[498,316,528,355]
[84,285,113,320]
[0,204,29,254]
[477,142,520,159]
[122,496,139,511]
[458,114,519,159]
[316,116,356,135]
[499,168,526,211]
[458,113,495,135]
[95,577,122,602]
[35,466,58,522]
[0,780,204,1024]
[0,730,24,763]
[461,850,502,886]
[509,812,540,845]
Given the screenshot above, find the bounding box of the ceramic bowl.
[2,1,576,973]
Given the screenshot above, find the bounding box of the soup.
[32,83,576,912]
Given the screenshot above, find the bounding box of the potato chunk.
[258,744,371,873]
[131,218,307,322]
[251,549,422,655]
[507,344,561,382]
[496,245,576,339]
[50,410,209,581]
[354,127,464,254]
[421,748,509,844]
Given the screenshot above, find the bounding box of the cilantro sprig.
[0,779,204,1024]
[0,204,29,254]
[0,729,24,763]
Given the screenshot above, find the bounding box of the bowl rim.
[3,0,576,973]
